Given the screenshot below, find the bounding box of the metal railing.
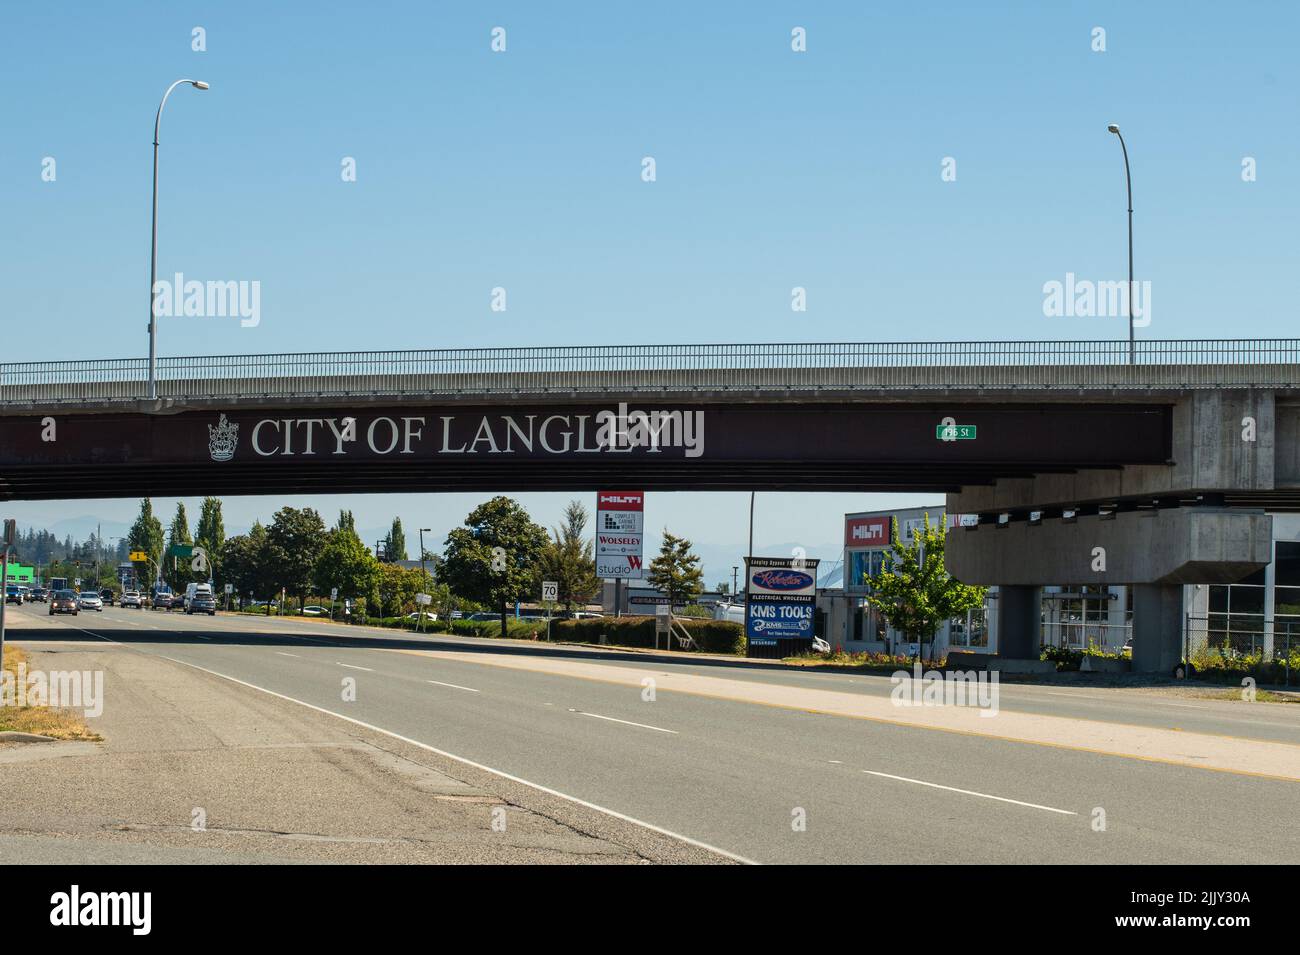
[3,339,1300,405]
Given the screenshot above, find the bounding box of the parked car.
[405,611,438,623]
[466,612,498,621]
[49,589,79,615]
[301,605,327,616]
[120,590,143,609]
[77,591,103,612]
[5,586,23,605]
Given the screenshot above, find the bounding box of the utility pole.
[731,565,739,598]
[0,520,16,671]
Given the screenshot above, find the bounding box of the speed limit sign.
[541,580,558,602]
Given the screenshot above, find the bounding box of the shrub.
[551,616,745,655]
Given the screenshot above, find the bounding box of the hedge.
[551,616,746,655]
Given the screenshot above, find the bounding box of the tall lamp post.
[148,79,209,400]
[418,527,431,631]
[1107,123,1135,366]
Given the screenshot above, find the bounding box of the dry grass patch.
[0,644,102,741]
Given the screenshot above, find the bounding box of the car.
[466,612,498,621]
[186,594,217,616]
[404,611,438,623]
[5,586,24,605]
[120,591,142,608]
[29,588,48,603]
[77,591,103,611]
[150,586,175,610]
[301,605,327,616]
[48,590,78,615]
[99,588,115,606]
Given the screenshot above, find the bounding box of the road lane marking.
[337,662,373,671]
[426,680,479,693]
[66,624,754,864]
[276,651,299,658]
[573,711,678,734]
[863,770,1077,815]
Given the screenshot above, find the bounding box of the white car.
[301,605,328,616]
[120,591,143,609]
[77,592,104,612]
[405,611,438,622]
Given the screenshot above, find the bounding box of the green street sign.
[936,424,977,440]
[167,544,194,558]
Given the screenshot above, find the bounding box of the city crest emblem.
[208,413,238,462]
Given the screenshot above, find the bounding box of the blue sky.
[2,2,1297,580]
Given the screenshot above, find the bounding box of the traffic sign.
[224,583,233,594]
[541,580,558,602]
[129,551,149,562]
[415,592,432,605]
[330,587,339,600]
[936,424,977,440]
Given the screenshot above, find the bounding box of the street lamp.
[418,528,431,631]
[1107,124,1135,366]
[148,79,209,400]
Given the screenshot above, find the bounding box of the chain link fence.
[1185,615,1298,687]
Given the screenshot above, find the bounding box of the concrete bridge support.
[1131,584,1185,674]
[947,507,1272,673]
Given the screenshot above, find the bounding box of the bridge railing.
[2,339,1300,404]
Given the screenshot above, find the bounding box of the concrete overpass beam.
[946,508,1271,586]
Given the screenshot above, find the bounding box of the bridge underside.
[0,401,1171,501]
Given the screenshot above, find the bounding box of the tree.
[864,513,986,662]
[538,500,600,613]
[384,518,409,561]
[220,523,270,605]
[337,509,356,534]
[127,498,165,587]
[440,496,549,637]
[195,497,225,587]
[646,531,704,609]
[162,502,196,591]
[314,521,381,613]
[266,507,328,609]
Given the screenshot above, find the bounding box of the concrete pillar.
[994,585,1041,659]
[1132,584,1184,673]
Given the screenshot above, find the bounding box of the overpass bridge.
[3,337,1298,671]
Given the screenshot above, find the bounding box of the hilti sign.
[596,489,644,578]
[845,516,890,546]
[597,492,643,510]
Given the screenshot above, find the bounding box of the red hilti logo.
[598,491,644,509]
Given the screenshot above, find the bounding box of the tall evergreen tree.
[195,497,225,585]
[646,530,705,608]
[163,502,195,590]
[538,500,600,612]
[127,498,165,587]
[385,517,409,561]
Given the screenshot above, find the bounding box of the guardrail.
[2,339,1300,405]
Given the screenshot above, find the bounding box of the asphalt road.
[11,603,1300,864]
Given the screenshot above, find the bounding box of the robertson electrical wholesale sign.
[744,556,819,648]
[596,490,644,579]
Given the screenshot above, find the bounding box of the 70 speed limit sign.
[541,580,558,602]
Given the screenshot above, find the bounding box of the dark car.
[187,594,217,616]
[99,588,115,606]
[149,587,175,611]
[49,589,78,615]
[29,588,48,603]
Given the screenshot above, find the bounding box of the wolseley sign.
[596,490,644,579]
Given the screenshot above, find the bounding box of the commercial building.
[825,506,1300,661]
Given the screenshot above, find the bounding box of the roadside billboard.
[744,556,820,656]
[596,490,644,579]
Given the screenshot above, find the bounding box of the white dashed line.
[863,770,1076,815]
[574,711,678,734]
[426,679,480,693]
[336,662,373,672]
